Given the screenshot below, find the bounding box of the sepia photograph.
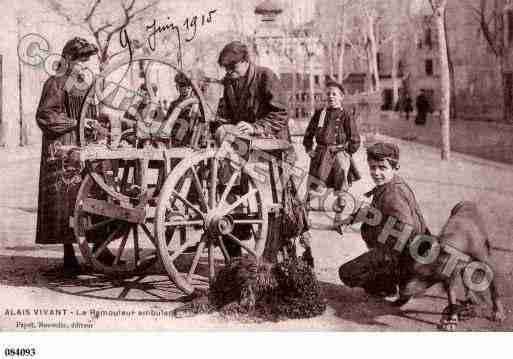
[0,0,512,343]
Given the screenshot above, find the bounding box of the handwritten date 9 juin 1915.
[146,9,217,52]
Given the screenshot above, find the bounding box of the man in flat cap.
[215,41,290,141]
[338,142,430,303]
[303,79,361,197]
[214,41,292,258]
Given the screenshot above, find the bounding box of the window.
[425,59,434,76]
[425,27,432,48]
[421,89,435,111]
[296,93,300,101]
[296,73,301,81]
[508,10,513,44]
[314,75,319,85]
[381,89,393,110]
[295,108,300,118]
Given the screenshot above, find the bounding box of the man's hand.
[307,149,315,158]
[235,121,255,136]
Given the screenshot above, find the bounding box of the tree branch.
[84,0,101,23]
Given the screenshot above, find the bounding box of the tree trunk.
[291,61,297,118]
[328,41,334,78]
[392,35,399,109]
[502,2,511,122]
[366,14,380,92]
[444,8,457,119]
[434,1,451,160]
[16,16,26,146]
[338,13,346,82]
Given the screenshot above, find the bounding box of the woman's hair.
[61,37,98,61]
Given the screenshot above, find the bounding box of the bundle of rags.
[172,255,326,321]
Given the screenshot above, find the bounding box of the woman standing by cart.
[35,37,98,275]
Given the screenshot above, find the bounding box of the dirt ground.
[1,134,513,331]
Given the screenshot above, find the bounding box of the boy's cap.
[367,142,399,162]
[325,79,345,95]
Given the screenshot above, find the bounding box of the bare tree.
[429,0,451,160]
[463,0,511,122]
[43,0,159,71]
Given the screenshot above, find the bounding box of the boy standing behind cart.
[303,80,361,195]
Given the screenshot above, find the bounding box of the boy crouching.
[338,142,430,302]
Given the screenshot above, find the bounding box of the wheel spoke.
[220,189,257,216]
[208,241,215,284]
[217,236,231,263]
[209,156,219,208]
[114,228,130,265]
[169,238,200,262]
[171,190,205,218]
[219,169,241,206]
[133,225,140,267]
[233,219,264,225]
[84,218,117,232]
[190,167,209,212]
[119,162,132,191]
[165,219,204,227]
[169,177,192,210]
[93,224,122,260]
[186,238,207,281]
[165,226,176,246]
[226,233,257,257]
[140,223,156,246]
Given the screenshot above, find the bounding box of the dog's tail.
[449,201,472,217]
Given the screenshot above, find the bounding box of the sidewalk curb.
[367,132,513,173]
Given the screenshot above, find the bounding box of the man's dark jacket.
[216,64,290,140]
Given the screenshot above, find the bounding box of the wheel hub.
[205,213,234,235]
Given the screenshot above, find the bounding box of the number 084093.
[4,348,36,357]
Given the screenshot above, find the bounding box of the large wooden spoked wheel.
[77,56,208,203]
[154,149,269,294]
[73,174,158,276]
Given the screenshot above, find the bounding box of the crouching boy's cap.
[367,142,400,167]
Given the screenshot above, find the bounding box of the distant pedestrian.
[415,91,430,125]
[404,95,413,121]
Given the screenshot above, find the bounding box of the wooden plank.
[79,198,146,224]
[79,145,196,162]
[251,138,292,151]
